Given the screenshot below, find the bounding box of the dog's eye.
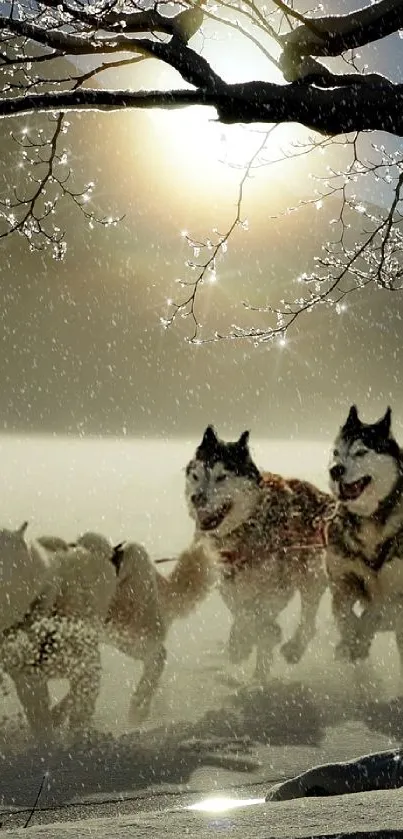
[191,472,200,481]
[216,474,227,483]
[355,449,367,458]
[333,450,339,458]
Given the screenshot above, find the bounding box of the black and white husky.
[186,426,332,680]
[326,404,403,662]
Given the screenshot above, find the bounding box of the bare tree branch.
[0,16,222,89]
[281,0,403,58]
[204,142,403,344]
[163,126,278,342]
[271,0,324,35]
[0,109,122,255]
[0,77,401,138]
[35,0,205,40]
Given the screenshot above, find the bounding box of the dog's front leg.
[128,641,167,724]
[0,629,53,736]
[281,571,326,665]
[13,672,53,736]
[49,621,102,733]
[254,618,282,683]
[393,611,403,677]
[330,574,374,662]
[227,612,254,665]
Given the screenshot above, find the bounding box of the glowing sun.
[137,34,310,204]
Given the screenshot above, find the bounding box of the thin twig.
[24,772,48,828]
[166,125,278,341]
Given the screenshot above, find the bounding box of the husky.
[0,527,119,734]
[185,426,333,681]
[326,404,403,663]
[7,532,214,730]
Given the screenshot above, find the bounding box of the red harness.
[218,517,328,579]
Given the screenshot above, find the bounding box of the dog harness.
[216,472,333,580]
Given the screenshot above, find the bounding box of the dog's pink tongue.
[341,480,362,500]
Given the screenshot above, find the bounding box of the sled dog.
[326,404,403,663]
[185,426,333,680]
[0,527,118,734]
[3,531,214,730]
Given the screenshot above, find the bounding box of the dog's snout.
[330,464,345,482]
[191,490,207,507]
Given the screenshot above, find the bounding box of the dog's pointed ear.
[376,406,392,437]
[17,521,28,537]
[113,541,124,553]
[237,430,250,450]
[200,425,218,448]
[110,542,125,575]
[345,405,359,429]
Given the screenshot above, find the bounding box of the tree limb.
[1,77,402,138]
[281,0,403,58]
[30,0,205,41]
[0,16,223,90]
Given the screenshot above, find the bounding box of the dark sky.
[1,3,403,441]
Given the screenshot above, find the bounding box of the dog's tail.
[157,542,215,625]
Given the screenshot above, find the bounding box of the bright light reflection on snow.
[187,796,264,813]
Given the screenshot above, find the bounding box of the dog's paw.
[334,640,350,662]
[128,698,151,727]
[227,631,253,665]
[214,671,244,688]
[253,660,273,685]
[335,639,371,663]
[335,639,360,662]
[280,636,305,665]
[50,697,69,728]
[350,646,371,662]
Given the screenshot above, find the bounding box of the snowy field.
[0,435,402,827]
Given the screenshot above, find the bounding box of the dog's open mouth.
[197,501,233,531]
[340,476,372,501]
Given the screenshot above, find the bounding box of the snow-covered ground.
[0,436,402,829]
